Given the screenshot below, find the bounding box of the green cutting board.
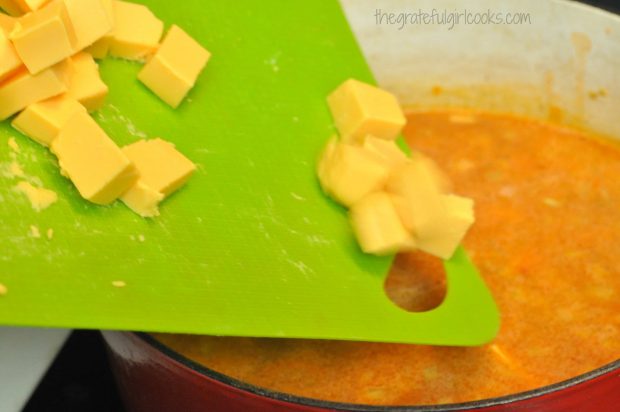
[0,0,498,345]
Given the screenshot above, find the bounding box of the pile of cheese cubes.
[318,79,475,260]
[0,0,211,217]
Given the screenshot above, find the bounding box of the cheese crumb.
[137,234,145,242]
[0,283,7,296]
[8,161,24,177]
[29,225,41,238]
[15,181,58,211]
[112,280,126,288]
[46,228,54,239]
[8,137,19,152]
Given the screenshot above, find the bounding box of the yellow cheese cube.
[411,152,452,193]
[417,194,475,260]
[53,56,73,86]
[350,191,415,256]
[0,13,17,32]
[362,135,408,168]
[120,180,163,217]
[138,25,210,108]
[66,52,108,111]
[63,0,113,51]
[0,65,66,120]
[0,0,49,15]
[83,0,113,59]
[85,37,110,59]
[316,135,338,185]
[122,138,195,196]
[0,29,22,82]
[108,0,163,61]
[386,159,447,236]
[318,140,392,208]
[11,94,85,146]
[9,0,76,74]
[327,79,406,143]
[50,111,137,204]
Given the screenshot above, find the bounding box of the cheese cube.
[66,52,108,111]
[0,0,49,15]
[9,0,76,74]
[327,79,406,143]
[108,0,163,61]
[0,29,22,82]
[0,13,16,32]
[318,140,392,208]
[120,180,163,217]
[0,64,66,120]
[53,56,73,86]
[417,194,475,260]
[122,138,195,196]
[362,135,408,168]
[411,152,452,193]
[350,191,415,256]
[386,159,447,236]
[51,111,137,204]
[63,0,113,51]
[138,25,210,108]
[316,135,338,185]
[84,0,113,59]
[11,95,85,146]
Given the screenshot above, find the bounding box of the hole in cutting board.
[384,251,447,312]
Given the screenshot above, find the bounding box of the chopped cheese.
[0,65,67,120]
[316,135,338,186]
[350,191,415,255]
[11,94,86,146]
[327,79,406,143]
[138,24,210,108]
[0,12,16,32]
[122,138,195,196]
[50,111,137,204]
[15,180,57,211]
[318,139,392,208]
[63,0,113,51]
[386,158,447,236]
[9,0,77,73]
[83,0,113,59]
[0,0,49,15]
[120,179,163,217]
[66,51,108,111]
[0,28,23,82]
[362,135,408,168]
[108,0,163,61]
[417,194,475,260]
[53,57,73,86]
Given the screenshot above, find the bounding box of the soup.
[154,109,620,405]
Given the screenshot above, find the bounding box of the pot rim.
[134,332,620,411]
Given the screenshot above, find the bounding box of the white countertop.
[0,328,70,412]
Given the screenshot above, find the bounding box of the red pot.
[102,332,620,412]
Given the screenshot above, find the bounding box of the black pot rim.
[134,332,620,412]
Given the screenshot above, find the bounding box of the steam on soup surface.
[155,110,620,405]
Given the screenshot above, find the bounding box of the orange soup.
[154,110,620,405]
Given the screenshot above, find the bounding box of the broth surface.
[155,110,620,405]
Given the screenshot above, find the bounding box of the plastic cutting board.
[0,0,499,345]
